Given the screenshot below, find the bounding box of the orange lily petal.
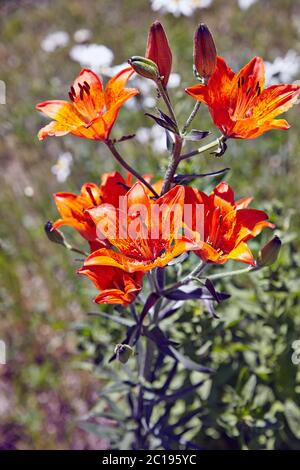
[82,235,197,273]
[104,66,138,110]
[37,121,71,140]
[227,242,255,265]
[71,68,104,122]
[78,263,143,306]
[36,100,84,127]
[185,84,209,105]
[235,196,253,209]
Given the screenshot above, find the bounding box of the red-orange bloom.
[186,56,300,139]
[81,182,197,273]
[78,265,143,306]
[52,171,128,251]
[36,67,138,141]
[185,182,274,265]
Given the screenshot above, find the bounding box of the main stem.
[161,134,183,195]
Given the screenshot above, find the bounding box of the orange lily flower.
[82,182,197,273]
[78,264,143,306]
[186,56,300,139]
[36,67,138,141]
[185,182,274,265]
[52,171,128,251]
[52,172,162,251]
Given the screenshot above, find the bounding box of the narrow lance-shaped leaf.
[183,129,210,141]
[169,346,214,374]
[145,112,177,132]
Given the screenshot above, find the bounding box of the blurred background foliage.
[0,0,300,449]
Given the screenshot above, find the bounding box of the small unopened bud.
[257,236,281,267]
[194,24,217,82]
[45,221,67,247]
[128,56,159,81]
[146,21,172,87]
[114,344,135,364]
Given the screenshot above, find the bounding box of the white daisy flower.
[238,0,258,10]
[150,0,212,17]
[69,44,114,71]
[41,31,69,53]
[51,152,73,183]
[265,50,300,85]
[73,29,92,43]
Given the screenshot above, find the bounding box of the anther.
[83,83,90,95]
[86,187,98,206]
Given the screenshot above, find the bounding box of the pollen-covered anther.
[83,82,90,95]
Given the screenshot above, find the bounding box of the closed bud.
[194,23,217,82]
[128,56,159,81]
[257,236,281,267]
[114,343,135,364]
[44,221,67,247]
[146,21,172,87]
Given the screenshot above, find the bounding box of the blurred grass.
[0,0,300,449]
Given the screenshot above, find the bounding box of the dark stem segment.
[105,140,159,198]
[160,134,183,195]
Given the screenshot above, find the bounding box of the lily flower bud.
[146,21,172,87]
[45,221,67,247]
[194,23,217,82]
[257,236,281,267]
[128,56,160,81]
[114,344,135,364]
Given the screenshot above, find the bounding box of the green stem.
[182,101,201,135]
[106,140,159,198]
[64,242,88,257]
[206,266,258,281]
[156,78,184,195]
[156,80,179,132]
[142,337,155,382]
[159,261,207,296]
[180,136,224,161]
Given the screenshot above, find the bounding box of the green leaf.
[169,346,214,374]
[284,400,300,439]
[242,374,257,404]
[77,420,120,439]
